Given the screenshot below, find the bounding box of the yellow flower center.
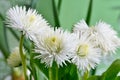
[51,37,56,43]
[77,44,89,57]
[29,15,36,23]
[45,36,62,54]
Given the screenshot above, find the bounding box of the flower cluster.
[6,6,120,71]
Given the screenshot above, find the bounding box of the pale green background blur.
[0,0,120,79]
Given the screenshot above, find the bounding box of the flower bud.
[7,47,23,67]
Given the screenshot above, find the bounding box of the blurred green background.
[0,0,120,79]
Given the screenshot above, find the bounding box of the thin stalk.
[30,73,32,80]
[52,0,60,27]
[30,0,38,8]
[56,65,58,80]
[49,67,53,80]
[86,0,93,25]
[0,14,4,20]
[83,70,89,80]
[3,24,10,53]
[0,44,8,58]
[0,14,9,58]
[58,0,62,14]
[30,42,37,80]
[0,14,10,53]
[0,15,9,53]
[19,34,28,80]
[77,70,82,80]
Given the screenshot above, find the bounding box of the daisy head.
[90,21,120,55]
[7,47,25,67]
[33,28,76,67]
[73,19,120,55]
[73,20,89,34]
[6,5,50,40]
[70,32,101,71]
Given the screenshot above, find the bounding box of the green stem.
[0,14,9,59]
[49,67,52,80]
[58,0,62,14]
[3,24,10,54]
[56,65,58,80]
[30,42,37,80]
[77,70,82,80]
[52,0,60,28]
[86,0,93,25]
[83,70,89,80]
[19,34,28,80]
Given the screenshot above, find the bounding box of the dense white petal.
[73,20,120,55]
[93,21,120,55]
[33,28,76,67]
[6,6,50,40]
[6,6,26,30]
[70,32,101,71]
[73,20,89,33]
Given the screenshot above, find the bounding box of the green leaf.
[30,53,49,79]
[86,0,93,25]
[0,17,9,58]
[34,59,49,78]
[59,63,78,80]
[29,0,38,8]
[57,0,62,14]
[115,76,120,80]
[101,59,120,80]
[35,65,48,80]
[87,76,101,80]
[52,0,60,27]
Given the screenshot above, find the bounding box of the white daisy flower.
[6,6,50,40]
[73,20,120,55]
[70,32,101,71]
[7,47,25,67]
[91,21,120,55]
[33,28,76,67]
[73,19,89,34]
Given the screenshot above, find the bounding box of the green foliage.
[87,76,101,80]
[59,63,79,80]
[0,0,120,80]
[30,53,49,79]
[0,18,9,58]
[86,0,93,25]
[87,59,120,80]
[115,76,120,80]
[101,59,120,80]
